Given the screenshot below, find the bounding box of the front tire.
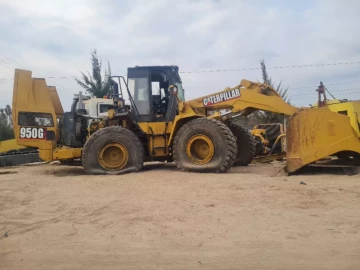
[82,126,144,175]
[173,118,237,173]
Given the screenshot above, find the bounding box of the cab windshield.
[174,83,185,101]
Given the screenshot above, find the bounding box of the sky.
[0,0,359,111]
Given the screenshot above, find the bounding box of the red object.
[316,82,327,107]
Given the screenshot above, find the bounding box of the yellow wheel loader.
[10,67,360,175]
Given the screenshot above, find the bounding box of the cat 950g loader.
[10,66,360,174]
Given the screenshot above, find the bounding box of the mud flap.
[286,108,360,173]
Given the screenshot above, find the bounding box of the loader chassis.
[10,66,360,175]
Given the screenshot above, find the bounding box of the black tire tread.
[173,118,237,173]
[82,126,144,175]
[228,121,256,166]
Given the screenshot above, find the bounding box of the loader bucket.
[12,69,62,162]
[286,107,360,173]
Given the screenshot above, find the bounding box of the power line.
[0,60,12,70]
[292,90,360,100]
[288,80,360,90]
[0,75,75,80]
[180,61,360,74]
[53,87,74,95]
[50,81,75,91]
[291,87,360,97]
[0,60,360,80]
[334,90,360,96]
[2,56,26,69]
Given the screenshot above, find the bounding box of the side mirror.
[169,84,178,95]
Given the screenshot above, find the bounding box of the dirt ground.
[0,161,360,270]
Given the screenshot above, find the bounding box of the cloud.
[0,0,359,110]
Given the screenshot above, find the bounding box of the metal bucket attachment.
[286,107,360,173]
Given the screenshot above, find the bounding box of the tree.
[232,59,291,128]
[75,49,112,98]
[0,105,14,141]
[254,59,291,123]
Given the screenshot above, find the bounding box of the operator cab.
[126,65,185,122]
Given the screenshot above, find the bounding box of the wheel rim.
[186,134,215,164]
[98,142,129,170]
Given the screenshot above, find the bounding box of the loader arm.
[185,79,298,117]
[182,79,360,173]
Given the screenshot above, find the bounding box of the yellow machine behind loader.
[251,123,286,162]
[0,139,27,153]
[10,67,360,175]
[286,101,360,172]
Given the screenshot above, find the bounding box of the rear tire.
[82,126,144,175]
[228,121,256,166]
[173,118,237,173]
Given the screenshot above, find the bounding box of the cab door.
[127,67,152,122]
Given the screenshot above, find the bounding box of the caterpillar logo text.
[203,89,241,106]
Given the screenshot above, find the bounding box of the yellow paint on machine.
[286,106,360,173]
[138,122,171,157]
[52,148,82,160]
[12,70,59,151]
[0,139,27,153]
[11,69,80,163]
